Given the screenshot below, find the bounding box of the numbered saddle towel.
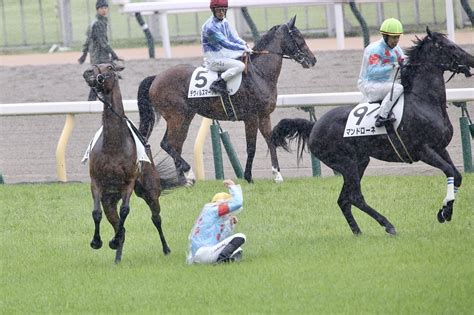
[81,121,150,165]
[188,66,242,98]
[344,95,405,137]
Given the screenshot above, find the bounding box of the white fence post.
[57,0,73,47]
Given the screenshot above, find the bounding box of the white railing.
[1,88,473,181]
[111,0,459,58]
[2,89,472,116]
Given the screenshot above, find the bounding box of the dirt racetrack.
[0,35,473,184]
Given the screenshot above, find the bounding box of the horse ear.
[114,63,125,72]
[287,15,296,29]
[426,26,432,38]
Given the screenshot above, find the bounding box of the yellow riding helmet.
[380,18,403,36]
[211,192,231,203]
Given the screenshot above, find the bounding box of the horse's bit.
[91,65,149,147]
[286,27,308,64]
[92,64,117,90]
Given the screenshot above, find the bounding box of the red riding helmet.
[210,0,228,9]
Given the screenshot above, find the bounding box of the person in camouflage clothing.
[78,0,120,101]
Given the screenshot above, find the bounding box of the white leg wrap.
[272,167,283,183]
[184,168,196,187]
[443,177,455,206]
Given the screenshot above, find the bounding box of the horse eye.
[107,66,113,70]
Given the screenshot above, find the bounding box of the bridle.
[91,64,118,92]
[252,24,308,64]
[408,39,472,83]
[285,25,308,64]
[89,64,149,146]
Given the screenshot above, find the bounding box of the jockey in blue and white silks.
[202,16,247,60]
[358,18,406,127]
[187,180,245,264]
[201,0,253,96]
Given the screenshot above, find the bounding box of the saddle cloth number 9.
[343,96,404,137]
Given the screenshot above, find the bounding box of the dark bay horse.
[137,16,316,183]
[83,63,180,263]
[272,28,473,235]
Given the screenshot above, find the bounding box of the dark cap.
[96,0,108,9]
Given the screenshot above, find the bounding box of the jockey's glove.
[244,47,254,54]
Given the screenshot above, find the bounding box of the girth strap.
[385,123,414,164]
[219,94,238,121]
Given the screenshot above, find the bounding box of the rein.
[246,24,309,70]
[403,61,471,84]
[92,67,149,147]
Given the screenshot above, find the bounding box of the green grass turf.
[1,174,473,313]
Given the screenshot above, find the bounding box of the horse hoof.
[385,226,397,235]
[272,168,284,183]
[109,239,119,250]
[273,172,284,183]
[90,238,103,249]
[437,209,446,223]
[163,247,171,255]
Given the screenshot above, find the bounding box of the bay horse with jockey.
[136,9,316,184]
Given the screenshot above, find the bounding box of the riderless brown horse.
[272,28,473,235]
[137,16,316,183]
[83,63,180,263]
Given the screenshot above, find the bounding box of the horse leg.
[337,181,362,235]
[135,170,171,255]
[174,114,197,186]
[148,198,170,255]
[348,158,397,235]
[113,188,135,264]
[331,157,396,235]
[90,183,103,249]
[161,129,190,172]
[101,193,121,249]
[419,146,462,223]
[243,119,259,183]
[160,120,195,187]
[258,114,283,183]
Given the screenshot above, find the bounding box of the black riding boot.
[216,236,245,264]
[209,78,228,95]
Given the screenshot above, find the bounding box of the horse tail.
[271,118,315,161]
[137,75,157,141]
[155,154,186,191]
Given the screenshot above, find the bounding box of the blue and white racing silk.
[187,185,243,262]
[201,16,247,61]
[358,38,405,86]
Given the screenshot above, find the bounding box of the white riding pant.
[205,58,245,82]
[359,81,404,118]
[192,233,246,264]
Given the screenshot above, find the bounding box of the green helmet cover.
[380,18,403,35]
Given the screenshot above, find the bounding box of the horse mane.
[253,25,281,51]
[401,31,447,92]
